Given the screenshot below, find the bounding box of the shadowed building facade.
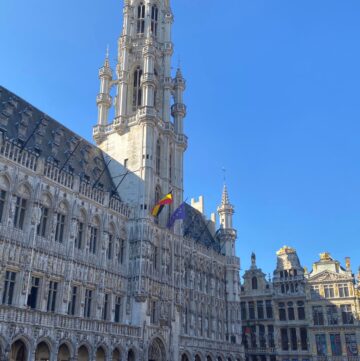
[0,1,359,361]
[0,0,242,360]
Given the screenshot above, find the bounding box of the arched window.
[37,194,51,237]
[107,224,115,260]
[0,175,9,223]
[118,238,125,264]
[133,66,143,110]
[14,184,31,230]
[55,202,67,243]
[75,209,86,250]
[151,5,159,36]
[155,185,161,204]
[89,217,100,254]
[155,140,161,175]
[251,277,258,290]
[169,150,173,182]
[137,3,145,34]
[153,69,158,108]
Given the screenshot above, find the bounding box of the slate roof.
[0,86,117,195]
[183,203,221,253]
[0,86,221,250]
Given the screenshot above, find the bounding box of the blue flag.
[167,202,186,229]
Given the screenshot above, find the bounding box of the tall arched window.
[75,209,86,250]
[107,224,115,260]
[155,185,161,204]
[153,69,158,108]
[133,66,143,110]
[14,184,31,230]
[55,202,67,243]
[155,140,161,175]
[0,175,9,223]
[137,3,145,34]
[37,194,51,237]
[89,217,100,254]
[169,150,173,182]
[251,276,258,290]
[151,5,159,36]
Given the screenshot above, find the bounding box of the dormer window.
[151,5,159,37]
[137,3,145,34]
[251,276,258,290]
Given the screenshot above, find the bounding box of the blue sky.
[1,0,360,277]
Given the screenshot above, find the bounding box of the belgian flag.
[151,192,173,217]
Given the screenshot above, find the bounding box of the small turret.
[96,48,113,128]
[218,184,234,230]
[172,68,186,134]
[217,184,236,257]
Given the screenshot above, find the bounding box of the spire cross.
[222,167,227,184]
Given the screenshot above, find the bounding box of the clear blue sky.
[1,0,360,277]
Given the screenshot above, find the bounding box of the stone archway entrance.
[10,340,28,361]
[112,349,121,361]
[127,349,135,361]
[96,347,106,361]
[36,342,51,361]
[148,338,166,361]
[58,344,71,361]
[78,346,90,361]
[181,355,189,361]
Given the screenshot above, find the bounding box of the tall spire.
[221,184,230,205]
[217,183,234,230]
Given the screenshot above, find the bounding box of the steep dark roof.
[183,203,221,253]
[0,86,117,194]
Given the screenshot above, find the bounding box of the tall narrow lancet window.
[133,67,143,111]
[155,140,161,175]
[55,202,67,243]
[169,151,173,182]
[252,276,258,290]
[137,3,145,34]
[153,69,158,108]
[151,5,159,37]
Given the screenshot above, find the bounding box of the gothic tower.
[217,185,241,342]
[93,0,187,222]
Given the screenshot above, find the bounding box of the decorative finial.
[221,184,230,206]
[104,45,110,67]
[251,252,256,268]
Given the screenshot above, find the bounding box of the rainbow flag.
[151,192,173,217]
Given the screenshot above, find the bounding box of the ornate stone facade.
[240,248,360,361]
[0,1,359,361]
[0,1,242,360]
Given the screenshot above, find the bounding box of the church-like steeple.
[217,184,236,257]
[95,48,112,136]
[218,184,235,230]
[93,0,187,222]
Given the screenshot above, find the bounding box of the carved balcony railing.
[44,162,74,189]
[0,140,38,171]
[0,305,141,338]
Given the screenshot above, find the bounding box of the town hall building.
[0,1,359,361]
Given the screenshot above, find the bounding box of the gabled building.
[240,248,360,361]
